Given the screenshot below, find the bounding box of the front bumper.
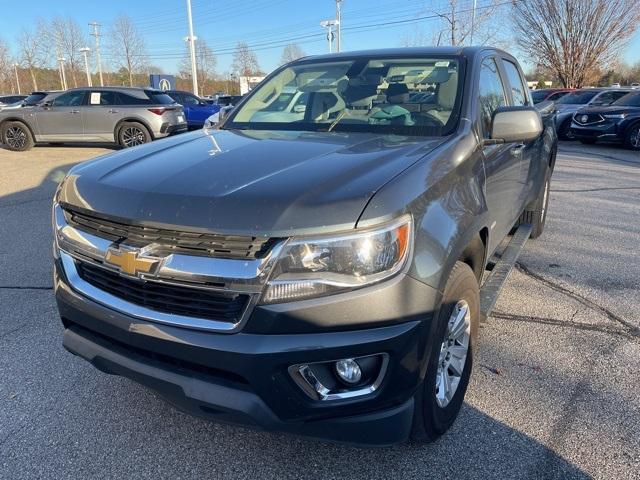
[55,259,440,446]
[569,121,621,141]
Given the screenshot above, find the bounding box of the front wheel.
[118,122,151,148]
[558,118,574,141]
[624,123,640,150]
[411,261,479,443]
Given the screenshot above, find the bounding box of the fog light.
[335,358,362,385]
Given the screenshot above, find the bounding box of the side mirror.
[292,105,306,113]
[489,106,542,143]
[42,101,52,109]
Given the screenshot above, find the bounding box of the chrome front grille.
[76,261,250,323]
[54,203,283,332]
[64,207,277,259]
[573,113,604,125]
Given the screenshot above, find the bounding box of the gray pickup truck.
[53,47,556,446]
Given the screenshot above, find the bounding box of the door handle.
[510,143,525,155]
[108,109,119,113]
[69,110,80,114]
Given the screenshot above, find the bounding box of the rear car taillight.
[147,108,166,115]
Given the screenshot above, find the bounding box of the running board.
[479,224,532,323]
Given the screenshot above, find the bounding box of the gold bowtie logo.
[105,248,159,276]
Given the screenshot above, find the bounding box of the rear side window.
[181,94,200,105]
[118,93,150,105]
[502,60,528,106]
[146,92,176,105]
[53,91,86,107]
[478,58,507,139]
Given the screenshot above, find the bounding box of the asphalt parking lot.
[1,141,639,479]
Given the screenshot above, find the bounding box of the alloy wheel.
[121,127,146,147]
[435,300,471,408]
[5,126,27,149]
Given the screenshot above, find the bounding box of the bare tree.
[512,0,640,88]
[48,18,87,88]
[16,26,47,91]
[231,42,261,76]
[280,43,306,65]
[0,38,16,92]
[108,14,148,86]
[431,0,504,46]
[179,39,217,93]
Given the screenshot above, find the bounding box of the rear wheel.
[516,166,551,239]
[624,123,640,150]
[411,261,479,443]
[118,122,151,148]
[1,121,34,151]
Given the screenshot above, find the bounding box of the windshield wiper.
[323,109,348,132]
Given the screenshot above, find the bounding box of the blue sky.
[2,0,639,75]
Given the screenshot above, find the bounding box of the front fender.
[357,129,489,295]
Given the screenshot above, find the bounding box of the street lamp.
[79,47,92,87]
[320,19,339,53]
[13,63,21,94]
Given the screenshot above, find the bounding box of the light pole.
[320,20,339,53]
[470,0,477,45]
[89,22,104,86]
[336,0,343,52]
[185,0,199,96]
[79,47,92,86]
[58,57,68,90]
[13,63,21,94]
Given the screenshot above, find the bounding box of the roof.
[296,46,507,62]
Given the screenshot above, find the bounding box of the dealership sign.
[149,74,176,91]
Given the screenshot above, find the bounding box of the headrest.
[344,84,378,107]
[386,83,409,97]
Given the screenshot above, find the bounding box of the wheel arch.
[0,117,36,143]
[114,117,155,142]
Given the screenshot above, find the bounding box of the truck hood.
[60,129,446,236]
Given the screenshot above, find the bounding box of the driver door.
[34,90,87,141]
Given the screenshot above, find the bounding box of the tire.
[1,121,34,151]
[557,118,573,141]
[579,138,597,145]
[516,167,551,239]
[117,122,151,148]
[623,123,640,150]
[411,261,479,443]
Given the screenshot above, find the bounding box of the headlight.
[261,215,412,304]
[603,113,627,119]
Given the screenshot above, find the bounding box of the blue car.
[166,90,220,129]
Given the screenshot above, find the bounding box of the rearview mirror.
[490,106,542,143]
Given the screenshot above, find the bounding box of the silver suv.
[0,87,187,151]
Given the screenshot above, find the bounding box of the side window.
[502,60,528,106]
[611,91,630,103]
[87,91,119,106]
[595,92,614,105]
[53,91,86,107]
[182,94,200,106]
[118,93,150,105]
[478,58,507,139]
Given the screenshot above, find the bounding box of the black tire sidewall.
[419,262,479,440]
[624,124,640,150]
[2,122,33,151]
[118,122,151,147]
[558,118,573,140]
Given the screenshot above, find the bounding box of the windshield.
[556,90,599,105]
[224,56,463,136]
[612,92,640,107]
[24,93,47,106]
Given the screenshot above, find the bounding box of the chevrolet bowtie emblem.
[105,248,160,276]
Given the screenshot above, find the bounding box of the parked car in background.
[0,87,187,151]
[0,94,27,107]
[554,88,632,139]
[631,83,640,89]
[530,88,574,105]
[570,91,640,149]
[165,90,220,129]
[203,95,243,127]
[53,46,556,446]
